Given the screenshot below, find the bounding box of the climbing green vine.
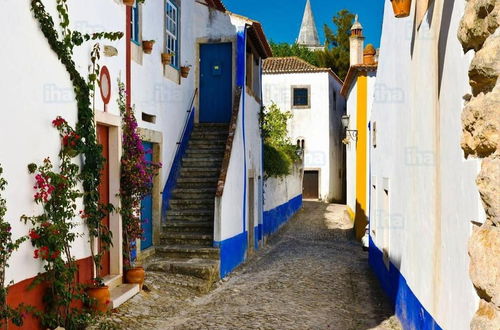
[30,0,122,281]
[260,103,300,178]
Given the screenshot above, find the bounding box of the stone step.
[146,258,219,282]
[108,283,140,310]
[155,245,219,260]
[182,158,224,167]
[187,143,226,150]
[169,204,213,211]
[163,221,213,233]
[190,132,229,140]
[167,214,214,222]
[186,148,225,155]
[171,192,215,200]
[161,231,213,246]
[169,198,214,206]
[188,140,226,146]
[167,209,213,217]
[176,177,217,183]
[180,167,220,178]
[150,272,214,294]
[194,123,229,129]
[172,187,216,195]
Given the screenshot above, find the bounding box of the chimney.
[363,44,376,65]
[349,15,364,66]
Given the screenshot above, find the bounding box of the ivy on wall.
[260,103,300,178]
[30,0,122,282]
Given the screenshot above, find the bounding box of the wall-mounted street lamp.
[341,114,358,142]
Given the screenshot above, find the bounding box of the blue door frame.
[141,141,154,250]
[199,42,233,123]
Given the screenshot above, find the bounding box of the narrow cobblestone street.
[98,202,400,329]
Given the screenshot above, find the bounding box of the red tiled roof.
[263,57,343,84]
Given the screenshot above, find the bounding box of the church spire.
[297,0,320,48]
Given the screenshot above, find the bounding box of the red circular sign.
[100,66,111,106]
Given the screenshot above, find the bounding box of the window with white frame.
[165,0,179,68]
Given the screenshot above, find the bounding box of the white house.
[263,57,345,202]
[0,0,306,327]
[367,0,496,329]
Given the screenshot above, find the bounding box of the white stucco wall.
[263,163,303,212]
[262,72,344,202]
[369,1,481,328]
[0,0,125,284]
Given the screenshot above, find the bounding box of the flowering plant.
[117,80,161,268]
[0,165,27,328]
[21,118,93,329]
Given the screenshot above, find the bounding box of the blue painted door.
[199,43,233,123]
[141,141,154,250]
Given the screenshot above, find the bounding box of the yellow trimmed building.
[341,17,377,241]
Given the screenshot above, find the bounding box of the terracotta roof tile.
[340,64,377,96]
[263,57,343,84]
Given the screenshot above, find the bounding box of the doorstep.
[102,274,140,310]
[109,283,140,310]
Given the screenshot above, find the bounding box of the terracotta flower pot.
[123,0,135,6]
[86,286,110,312]
[180,66,191,78]
[125,267,145,289]
[390,0,412,18]
[142,40,155,54]
[161,53,173,65]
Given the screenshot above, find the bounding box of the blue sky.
[223,0,385,48]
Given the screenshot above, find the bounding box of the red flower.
[29,229,41,240]
[52,117,67,128]
[33,249,39,259]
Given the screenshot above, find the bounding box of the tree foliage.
[260,103,299,178]
[270,41,320,67]
[269,10,355,80]
[321,9,355,80]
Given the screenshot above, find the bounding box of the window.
[292,86,310,108]
[131,1,140,44]
[165,0,179,68]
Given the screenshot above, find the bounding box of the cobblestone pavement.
[96,201,401,330]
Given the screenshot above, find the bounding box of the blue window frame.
[131,1,140,45]
[165,0,179,68]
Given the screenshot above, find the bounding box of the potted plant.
[142,40,155,54]
[123,0,135,6]
[180,64,192,78]
[161,52,173,65]
[390,0,412,18]
[117,80,161,291]
[86,284,110,313]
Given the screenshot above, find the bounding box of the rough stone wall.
[458,0,500,328]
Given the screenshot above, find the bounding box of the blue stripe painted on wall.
[263,194,302,236]
[161,108,195,221]
[215,231,248,278]
[239,29,248,233]
[369,236,443,330]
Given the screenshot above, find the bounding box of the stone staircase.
[147,123,228,293]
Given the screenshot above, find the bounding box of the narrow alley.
[97,202,400,329]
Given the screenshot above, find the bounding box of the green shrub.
[263,143,292,178]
